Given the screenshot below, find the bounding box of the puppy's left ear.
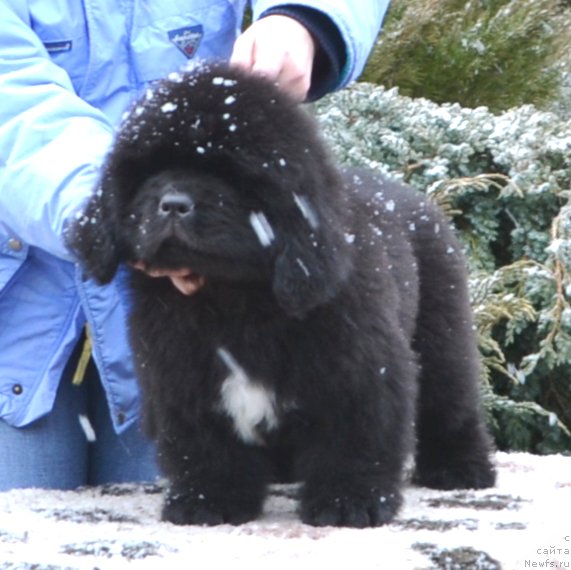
[272,230,352,318]
[66,179,121,284]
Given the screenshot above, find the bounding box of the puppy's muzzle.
[158,192,194,219]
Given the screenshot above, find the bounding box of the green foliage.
[362,0,571,113]
[316,84,571,454]
[483,383,571,455]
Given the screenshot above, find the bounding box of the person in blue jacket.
[0,0,389,490]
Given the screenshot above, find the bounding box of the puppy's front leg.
[156,415,271,526]
[297,352,418,527]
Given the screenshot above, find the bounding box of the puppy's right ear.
[66,181,120,284]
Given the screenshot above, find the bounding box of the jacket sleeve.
[0,2,115,261]
[251,0,389,91]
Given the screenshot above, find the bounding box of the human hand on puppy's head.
[230,15,316,102]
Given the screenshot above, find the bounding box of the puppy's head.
[68,63,353,317]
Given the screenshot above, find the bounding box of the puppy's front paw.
[300,488,402,528]
[161,490,263,526]
[162,496,224,526]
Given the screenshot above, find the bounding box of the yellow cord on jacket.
[72,325,92,386]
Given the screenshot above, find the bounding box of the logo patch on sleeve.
[168,25,203,59]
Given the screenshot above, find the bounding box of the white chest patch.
[217,348,278,445]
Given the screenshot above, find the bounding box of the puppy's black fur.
[69,63,496,527]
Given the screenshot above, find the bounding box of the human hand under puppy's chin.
[130,262,206,295]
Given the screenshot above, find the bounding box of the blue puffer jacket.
[0,0,388,433]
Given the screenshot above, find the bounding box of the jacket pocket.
[131,0,238,84]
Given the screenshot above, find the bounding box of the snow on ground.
[0,452,569,569]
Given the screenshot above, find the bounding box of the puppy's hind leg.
[412,229,496,490]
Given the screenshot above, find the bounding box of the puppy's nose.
[158,193,194,218]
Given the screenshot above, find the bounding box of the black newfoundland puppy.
[69,63,496,527]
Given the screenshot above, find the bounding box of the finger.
[171,274,206,296]
[249,41,284,82]
[249,41,312,102]
[274,55,312,101]
[131,263,194,279]
[229,31,255,71]
[231,27,283,81]
[146,268,182,278]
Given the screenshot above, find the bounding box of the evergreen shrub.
[316,84,571,454]
[362,0,571,113]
